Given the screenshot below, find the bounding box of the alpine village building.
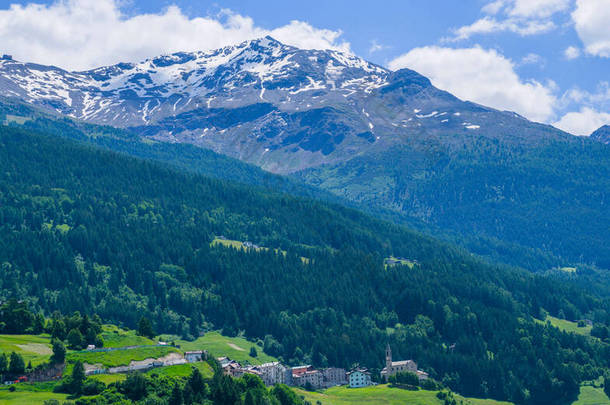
[380,344,429,381]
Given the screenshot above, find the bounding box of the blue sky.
[1,0,609,134]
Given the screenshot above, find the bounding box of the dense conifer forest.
[0,126,609,404]
[0,98,589,273]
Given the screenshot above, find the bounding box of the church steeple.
[385,343,392,368]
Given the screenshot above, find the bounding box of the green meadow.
[0,334,53,367]
[536,316,593,337]
[67,345,179,367]
[211,237,310,264]
[145,362,214,378]
[176,331,276,365]
[294,385,513,405]
[100,324,156,348]
[0,382,67,405]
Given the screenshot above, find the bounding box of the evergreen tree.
[121,372,148,401]
[8,352,25,375]
[249,346,258,358]
[70,361,86,394]
[0,353,8,374]
[67,328,84,350]
[169,383,183,405]
[187,367,205,395]
[138,317,155,339]
[51,319,66,341]
[50,339,66,364]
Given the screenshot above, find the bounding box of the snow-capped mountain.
[0,36,569,173]
[0,37,386,124]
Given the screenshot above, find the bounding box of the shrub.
[81,379,105,396]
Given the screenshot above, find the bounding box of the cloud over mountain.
[388,46,557,122]
[0,0,350,70]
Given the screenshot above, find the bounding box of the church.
[380,344,419,379]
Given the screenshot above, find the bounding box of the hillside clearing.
[211,237,310,264]
[145,362,214,378]
[100,324,156,348]
[176,331,276,365]
[0,335,53,366]
[0,382,67,405]
[536,316,593,337]
[67,345,179,367]
[294,385,513,405]
[573,382,610,405]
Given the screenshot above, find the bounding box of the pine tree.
[188,366,205,394]
[70,361,86,394]
[137,317,155,339]
[8,352,25,375]
[0,353,8,374]
[67,328,84,350]
[51,339,66,364]
[169,383,183,405]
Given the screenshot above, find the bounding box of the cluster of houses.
[217,344,428,389]
[217,358,347,389]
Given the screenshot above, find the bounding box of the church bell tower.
[385,343,392,369]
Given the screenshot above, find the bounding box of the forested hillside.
[0,125,609,404]
[0,98,578,272]
[298,137,610,269]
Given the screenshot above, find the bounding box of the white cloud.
[449,0,570,41]
[388,46,557,122]
[508,0,571,18]
[449,16,555,41]
[553,107,610,135]
[482,0,508,15]
[564,46,581,59]
[572,0,610,58]
[520,52,544,65]
[368,39,389,54]
[0,0,351,70]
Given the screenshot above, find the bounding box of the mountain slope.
[1,39,608,269]
[591,125,610,144]
[1,124,609,405]
[0,37,569,173]
[1,97,570,273]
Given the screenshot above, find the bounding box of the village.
[215,343,428,390]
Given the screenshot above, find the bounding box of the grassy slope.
[0,382,67,405]
[0,335,53,367]
[100,324,156,348]
[535,316,593,337]
[177,331,276,365]
[211,237,310,264]
[0,390,67,405]
[294,385,513,405]
[145,362,214,378]
[67,346,179,367]
[573,386,610,405]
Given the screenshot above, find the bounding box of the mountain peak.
[590,124,610,144]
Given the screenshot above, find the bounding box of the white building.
[185,351,204,363]
[292,365,324,389]
[322,367,347,387]
[249,362,288,386]
[347,369,371,388]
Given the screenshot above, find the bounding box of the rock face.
[0,36,569,173]
[591,125,610,144]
